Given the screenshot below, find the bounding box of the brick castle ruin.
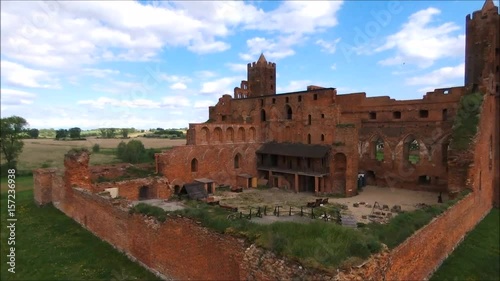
[34,1,499,280]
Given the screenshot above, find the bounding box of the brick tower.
[465,0,500,207]
[247,54,276,97]
[464,0,500,93]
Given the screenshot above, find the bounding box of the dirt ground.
[215,186,448,224]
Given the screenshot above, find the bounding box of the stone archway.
[139,186,149,200]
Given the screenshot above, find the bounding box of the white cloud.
[245,2,343,35]
[0,88,37,106]
[194,100,217,108]
[195,70,217,79]
[405,63,464,87]
[375,8,465,68]
[200,77,238,95]
[226,63,248,72]
[161,96,191,108]
[277,80,311,93]
[1,60,60,89]
[316,38,341,54]
[83,68,120,78]
[170,82,187,90]
[331,64,337,70]
[77,97,161,109]
[239,35,300,61]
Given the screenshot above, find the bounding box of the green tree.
[100,128,116,138]
[68,127,82,139]
[55,129,68,139]
[0,116,28,170]
[116,140,147,163]
[28,128,39,138]
[121,128,129,138]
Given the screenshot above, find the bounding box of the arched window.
[234,153,241,169]
[308,114,312,125]
[285,105,292,120]
[191,158,198,172]
[307,134,311,144]
[321,134,325,142]
[261,109,266,121]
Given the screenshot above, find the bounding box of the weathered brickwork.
[33,1,498,280]
[96,177,172,201]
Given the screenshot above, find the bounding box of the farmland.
[3,137,185,172]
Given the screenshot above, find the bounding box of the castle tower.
[247,53,276,97]
[464,0,500,93]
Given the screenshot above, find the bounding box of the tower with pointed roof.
[464,0,500,93]
[246,53,276,97]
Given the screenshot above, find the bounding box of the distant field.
[2,137,185,172]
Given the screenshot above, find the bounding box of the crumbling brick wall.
[157,143,259,188]
[96,177,172,200]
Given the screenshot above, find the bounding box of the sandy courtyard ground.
[216,186,448,224]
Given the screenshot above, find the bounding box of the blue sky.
[1,0,497,130]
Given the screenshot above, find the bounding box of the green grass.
[168,201,380,270]
[0,188,160,280]
[0,175,34,193]
[409,154,420,164]
[430,208,499,281]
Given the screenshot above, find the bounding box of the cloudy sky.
[1,0,495,129]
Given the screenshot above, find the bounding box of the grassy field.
[3,137,184,172]
[0,184,161,280]
[430,208,500,281]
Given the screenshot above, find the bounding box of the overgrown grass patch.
[0,189,160,280]
[129,203,167,222]
[430,208,499,281]
[169,200,381,270]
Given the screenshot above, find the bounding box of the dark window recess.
[271,85,274,90]
[272,98,276,104]
[298,96,302,102]
[321,114,325,119]
[393,111,401,119]
[369,112,377,120]
[418,175,431,185]
[260,99,264,106]
[285,97,289,103]
[222,116,227,121]
[313,94,318,100]
[308,114,312,125]
[321,134,325,141]
[419,110,429,118]
[442,109,448,121]
[191,158,198,172]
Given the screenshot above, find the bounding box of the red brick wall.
[33,168,56,206]
[96,177,172,200]
[157,143,260,188]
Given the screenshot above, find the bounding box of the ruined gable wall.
[157,143,260,188]
[337,88,465,190]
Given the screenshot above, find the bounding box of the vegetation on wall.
[449,92,483,151]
